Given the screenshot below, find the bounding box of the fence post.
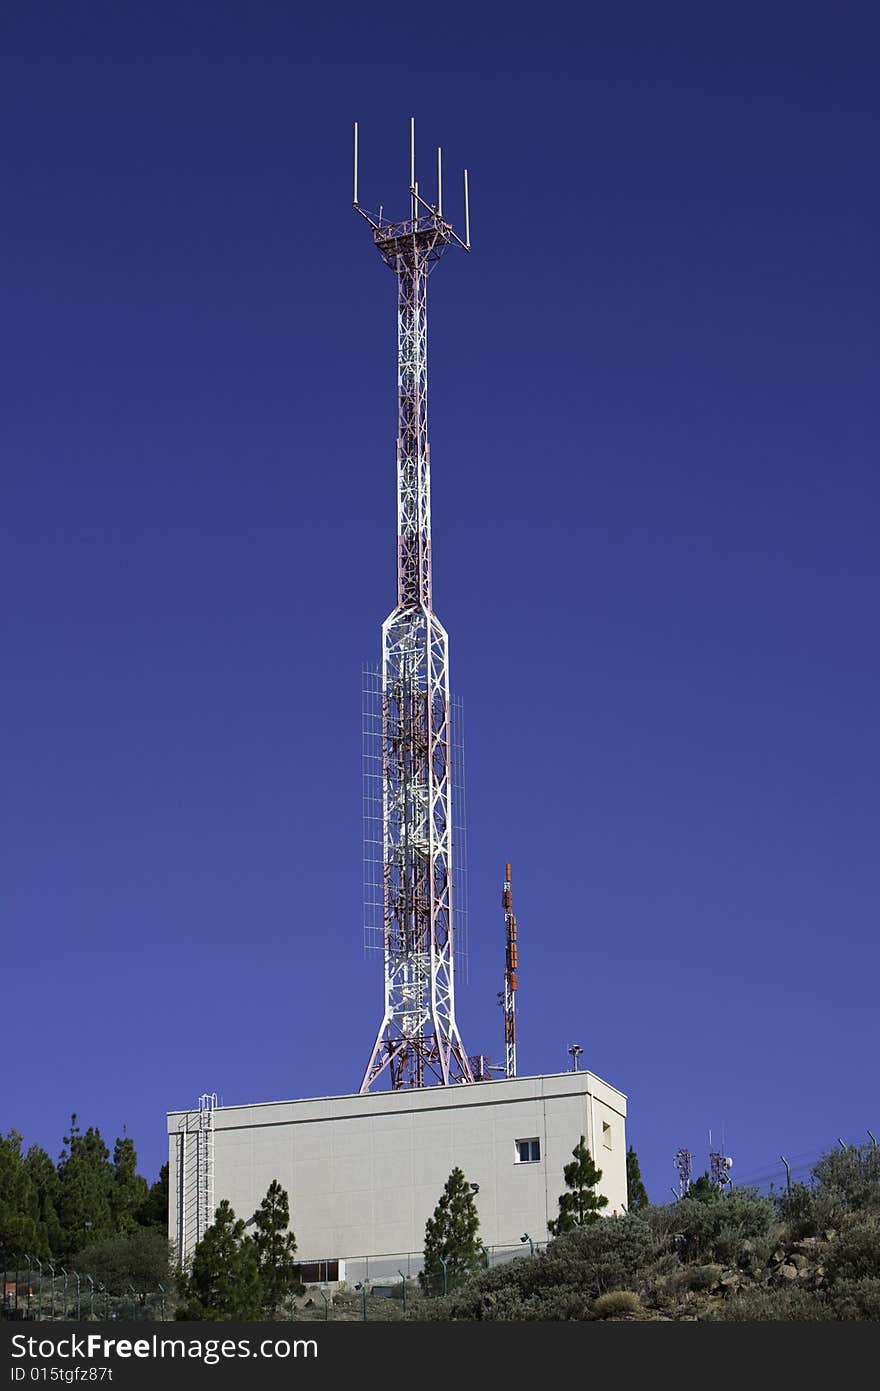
[780,1156,791,1194]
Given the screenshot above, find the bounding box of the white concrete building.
[168,1071,627,1282]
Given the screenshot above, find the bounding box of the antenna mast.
[355,120,473,1091]
[708,1130,734,1190]
[674,1146,692,1198]
[502,863,518,1077]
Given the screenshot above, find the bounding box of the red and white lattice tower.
[355,120,474,1091]
[502,863,518,1078]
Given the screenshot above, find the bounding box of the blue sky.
[2,1,878,1207]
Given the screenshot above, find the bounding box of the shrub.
[829,1278,880,1321]
[76,1228,173,1299]
[425,1214,660,1321]
[709,1287,832,1321]
[778,1181,844,1240]
[685,1263,723,1291]
[666,1189,776,1265]
[593,1290,642,1318]
[813,1145,880,1215]
[824,1219,880,1284]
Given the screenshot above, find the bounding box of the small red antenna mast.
[502,864,518,1077]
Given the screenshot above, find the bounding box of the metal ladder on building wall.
[196,1092,216,1242]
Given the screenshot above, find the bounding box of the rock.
[771,1249,786,1265]
[779,1264,799,1281]
[789,1254,809,1270]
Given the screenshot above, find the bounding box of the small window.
[602,1121,612,1150]
[515,1138,541,1163]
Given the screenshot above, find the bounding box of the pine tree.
[419,1167,483,1294]
[57,1115,115,1256]
[175,1200,263,1320]
[252,1180,303,1316]
[626,1145,649,1209]
[137,1163,169,1231]
[687,1172,722,1204]
[25,1144,63,1255]
[0,1131,42,1255]
[548,1136,609,1235]
[111,1135,149,1233]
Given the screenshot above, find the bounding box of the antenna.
[352,119,470,251]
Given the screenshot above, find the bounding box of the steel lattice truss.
[502,865,518,1079]
[356,177,473,1091]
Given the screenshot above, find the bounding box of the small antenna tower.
[708,1129,733,1189]
[501,863,518,1077]
[674,1147,692,1197]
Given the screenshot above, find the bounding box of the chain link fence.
[1,1258,169,1322]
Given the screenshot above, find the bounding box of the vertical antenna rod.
[355,120,473,1091]
[502,863,518,1078]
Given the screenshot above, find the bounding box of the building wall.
[167,1071,627,1278]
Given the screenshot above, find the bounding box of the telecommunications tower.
[355,120,474,1092]
[501,863,518,1078]
[674,1146,692,1198]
